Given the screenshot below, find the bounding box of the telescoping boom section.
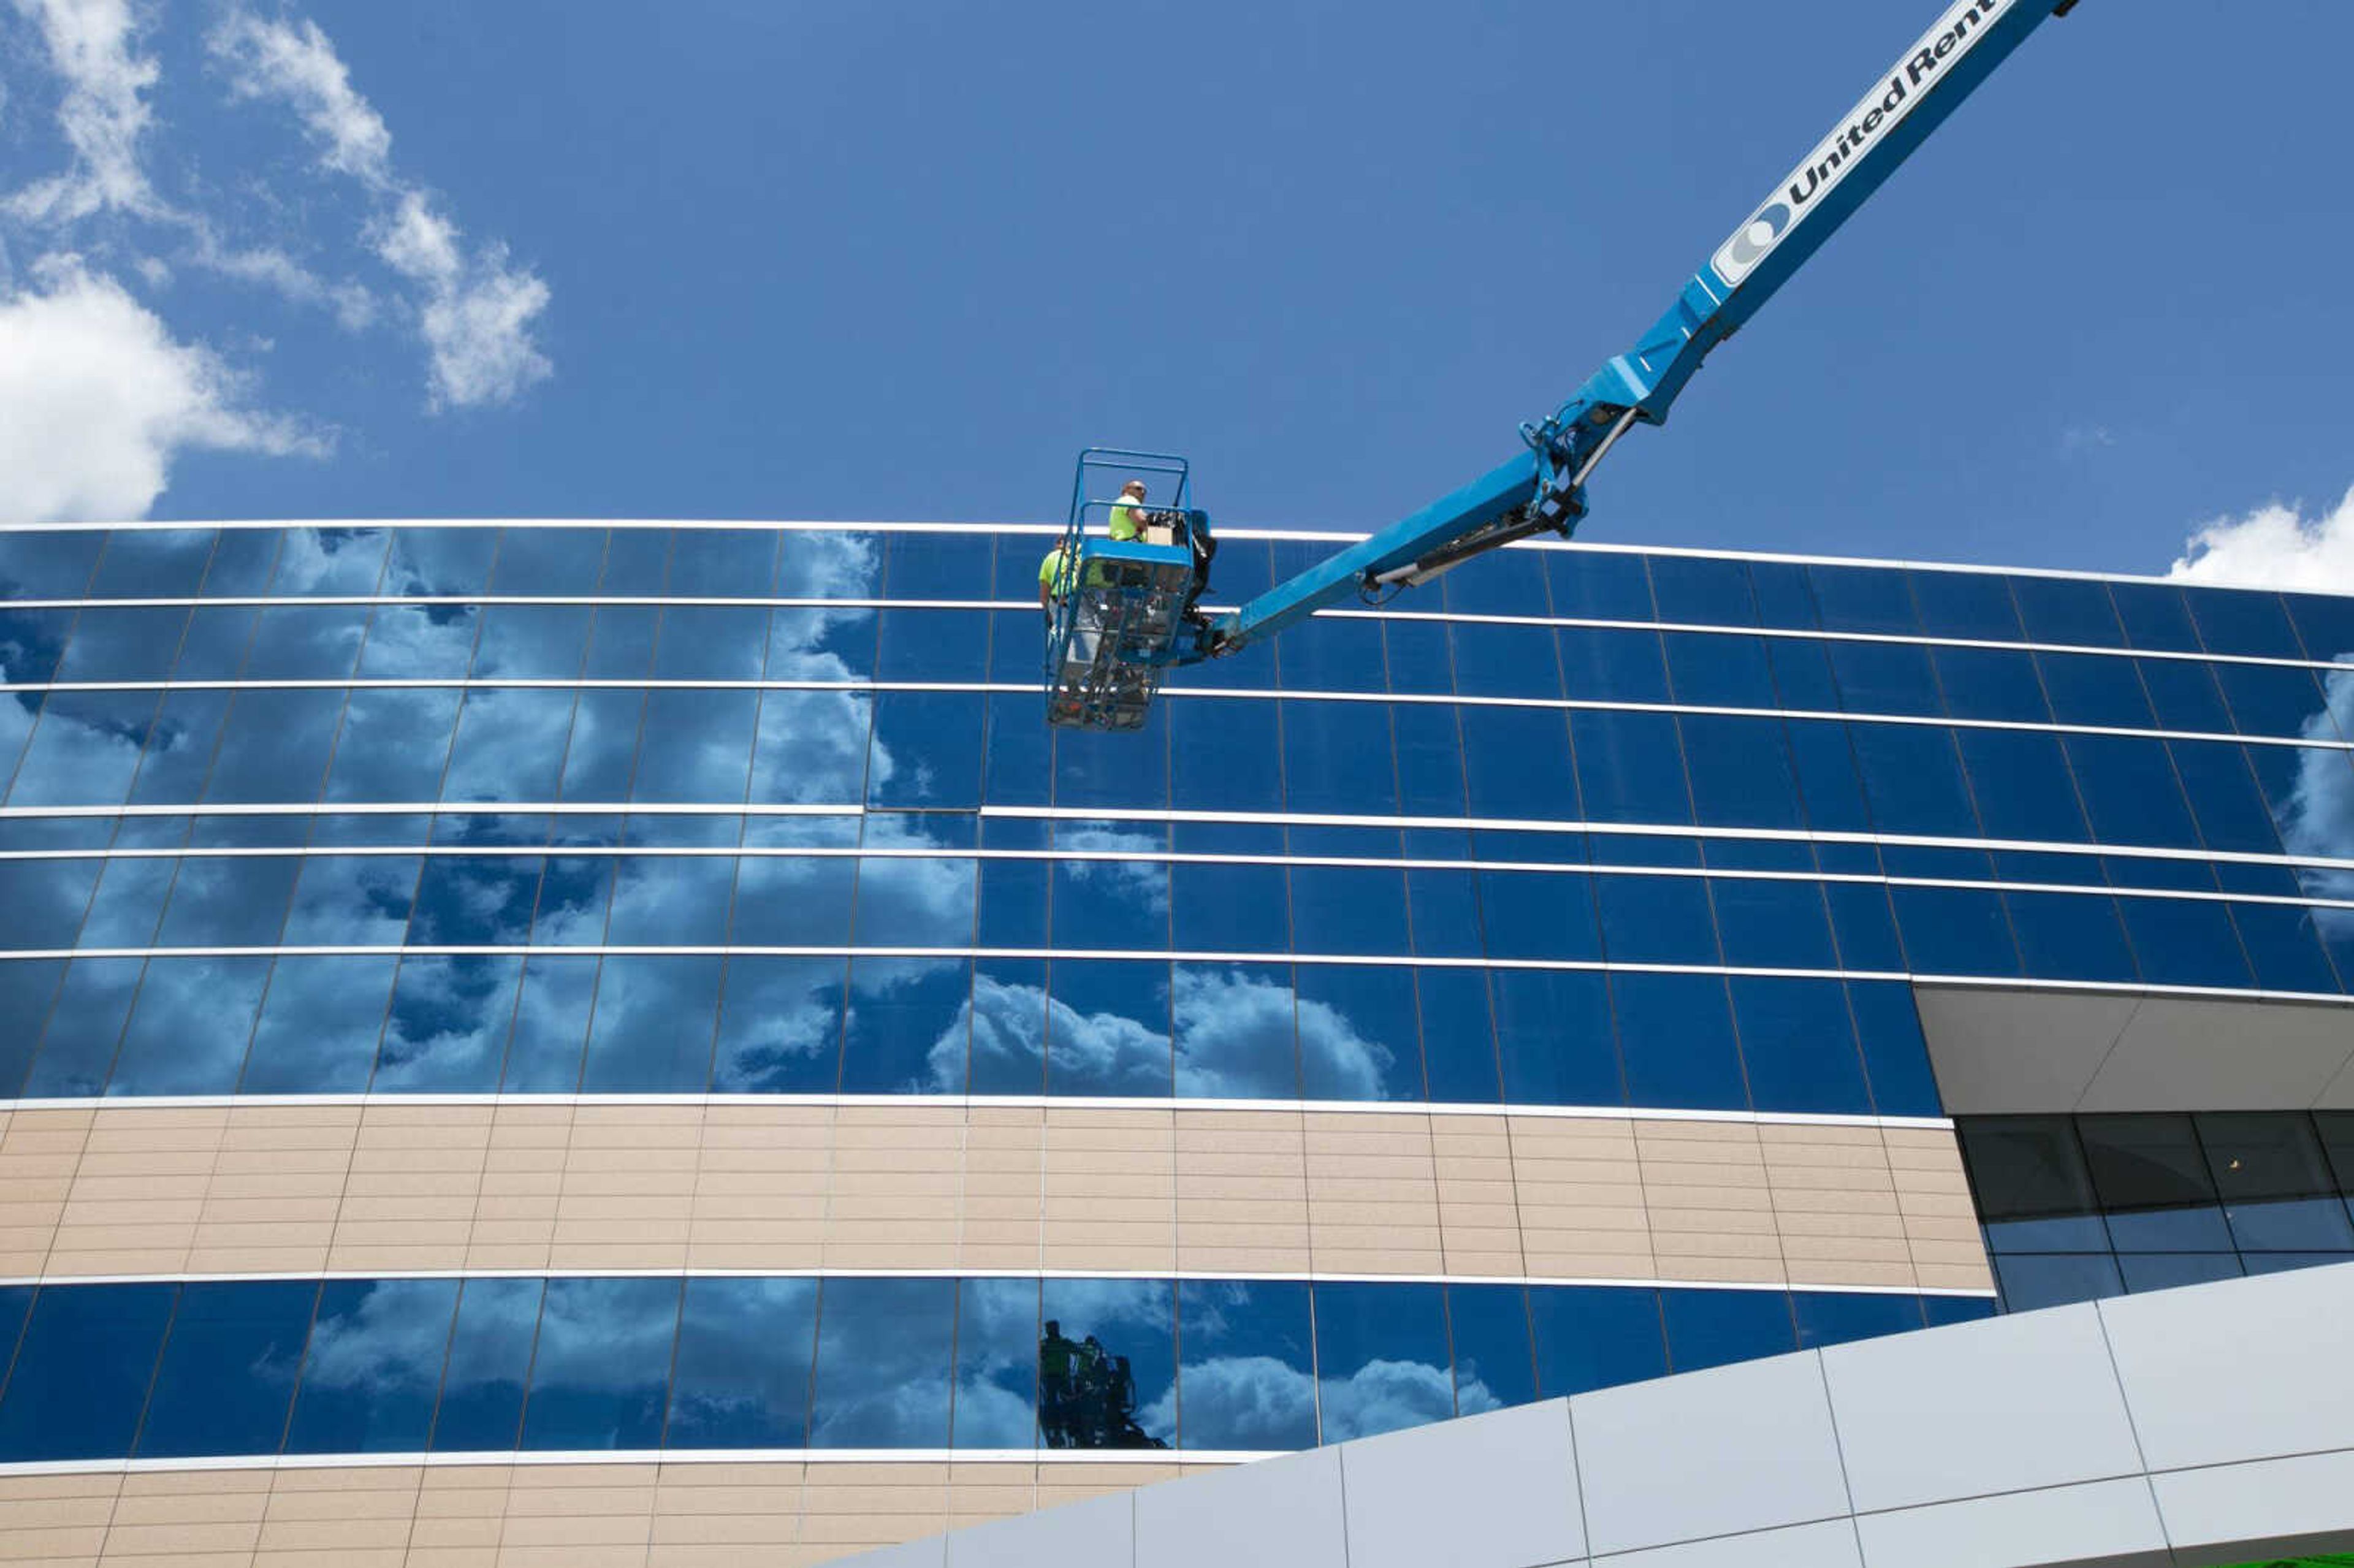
[1047,0,2081,731]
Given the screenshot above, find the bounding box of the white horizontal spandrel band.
[7,514,2348,593]
[0,1089,1954,1131]
[1,841,2346,916]
[2,593,2345,673]
[6,799,2353,876]
[5,676,2349,752]
[0,1265,1992,1298]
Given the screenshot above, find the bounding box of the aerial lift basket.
[1045,449,1201,731]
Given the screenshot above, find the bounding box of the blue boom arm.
[1186,0,2076,663]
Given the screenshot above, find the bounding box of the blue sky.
[4,0,2350,585]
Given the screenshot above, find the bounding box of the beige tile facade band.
[0,1103,1990,1293]
[0,1458,1218,1568]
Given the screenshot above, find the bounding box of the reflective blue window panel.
[242,954,398,1093]
[1417,966,1500,1104]
[937,957,1029,1093]
[1782,718,1872,834]
[1595,872,1720,966]
[1909,570,2022,642]
[950,1277,1041,1450]
[1313,1282,1455,1442]
[2215,662,2339,742]
[842,957,971,1095]
[1278,616,1388,693]
[2136,658,2232,734]
[0,1282,176,1462]
[2118,898,2255,991]
[2011,576,2125,649]
[520,1277,679,1451]
[2037,652,2154,731]
[1175,1279,1315,1451]
[2230,903,2342,997]
[110,955,271,1095]
[1047,960,1171,1097]
[1392,861,1479,954]
[1848,981,1944,1119]
[2287,594,2354,664]
[2065,733,2201,850]
[1556,627,1667,704]
[1807,565,1917,636]
[712,956,845,1092]
[1824,882,1906,975]
[1053,709,1170,813]
[2108,582,2203,654]
[86,528,217,599]
[1648,556,1760,630]
[2185,586,2303,661]
[0,530,103,596]
[1613,971,1747,1112]
[1850,723,1980,838]
[1476,870,1601,964]
[372,953,522,1092]
[1679,714,1805,831]
[1891,886,2021,978]
[1442,1284,1536,1414]
[1296,964,1424,1102]
[1458,705,1571,822]
[1829,639,1944,718]
[667,1277,819,1450]
[1709,878,1837,971]
[1544,551,1655,623]
[1528,1286,1666,1399]
[1571,710,1692,825]
[1453,618,1569,702]
[136,1279,314,1459]
[1173,963,1299,1099]
[582,954,724,1092]
[1171,698,1282,813]
[23,956,142,1097]
[1732,976,1870,1116]
[1659,1288,1796,1374]
[809,1277,955,1448]
[2005,892,2139,985]
[431,1277,544,1450]
[498,954,595,1092]
[1491,967,1621,1108]
[284,1279,460,1455]
[0,959,63,1095]
[1792,1291,1925,1350]
[1956,728,2092,844]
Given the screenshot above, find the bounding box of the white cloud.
[211,13,551,409]
[0,257,316,522]
[2168,486,2354,593]
[211,13,390,184]
[4,0,159,223]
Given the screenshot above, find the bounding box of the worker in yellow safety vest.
[1037,541,1076,614]
[1107,479,1148,541]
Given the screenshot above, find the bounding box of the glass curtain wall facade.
[1,519,2350,1498]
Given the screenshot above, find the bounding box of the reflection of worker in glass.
[1037,1322,1165,1449]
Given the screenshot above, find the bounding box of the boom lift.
[1047,0,2084,729]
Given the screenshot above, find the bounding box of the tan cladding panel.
[0,1458,1218,1568]
[0,1103,1992,1293]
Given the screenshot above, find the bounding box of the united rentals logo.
[1713,0,2015,287]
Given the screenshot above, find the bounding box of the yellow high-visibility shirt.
[1108,503,1143,542]
[1038,546,1075,598]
